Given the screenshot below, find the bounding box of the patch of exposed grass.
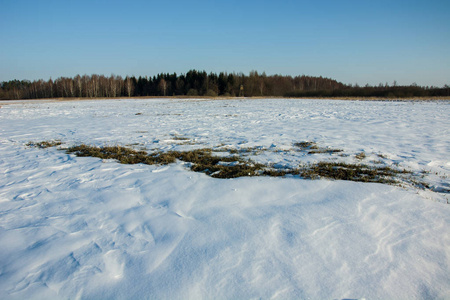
[307,148,343,155]
[66,145,177,165]
[372,160,384,165]
[407,178,431,190]
[168,149,264,178]
[238,147,266,155]
[294,141,342,154]
[63,144,407,183]
[29,141,431,191]
[298,162,406,184]
[27,140,62,148]
[167,135,198,145]
[262,169,289,177]
[256,161,406,184]
[294,141,319,150]
[171,135,190,141]
[224,146,265,156]
[355,152,366,160]
[66,145,263,179]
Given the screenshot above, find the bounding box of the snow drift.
[0,98,449,299]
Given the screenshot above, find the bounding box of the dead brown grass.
[64,144,407,183]
[27,140,62,148]
[28,141,432,190]
[294,141,342,154]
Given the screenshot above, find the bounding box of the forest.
[1,70,449,100]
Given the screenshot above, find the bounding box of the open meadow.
[0,98,449,299]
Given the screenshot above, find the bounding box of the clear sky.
[1,0,449,87]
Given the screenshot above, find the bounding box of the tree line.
[1,70,448,100]
[285,82,450,98]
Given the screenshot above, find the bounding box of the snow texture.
[0,98,449,299]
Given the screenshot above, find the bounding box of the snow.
[0,98,449,299]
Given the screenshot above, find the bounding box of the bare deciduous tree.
[159,78,167,96]
[125,77,134,97]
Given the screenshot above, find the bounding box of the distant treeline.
[1,70,449,100]
[285,84,450,98]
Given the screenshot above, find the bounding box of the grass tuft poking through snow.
[26,140,62,149]
[355,151,367,160]
[294,141,343,154]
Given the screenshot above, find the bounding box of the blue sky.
[1,0,449,87]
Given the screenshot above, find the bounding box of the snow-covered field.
[0,98,449,299]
